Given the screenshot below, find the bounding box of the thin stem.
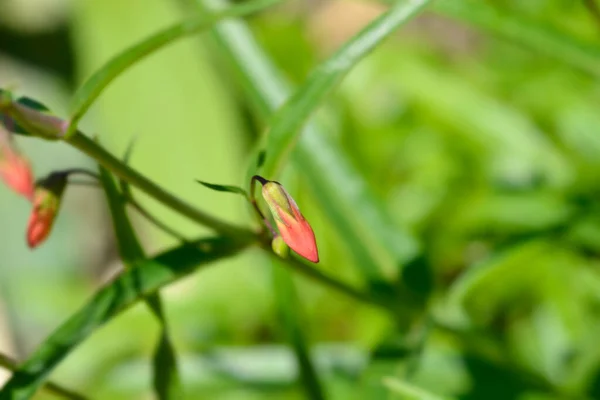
[0,353,88,400]
[66,132,256,241]
[67,179,100,188]
[269,245,390,311]
[62,168,100,180]
[128,199,190,242]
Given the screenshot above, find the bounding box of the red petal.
[276,213,319,263]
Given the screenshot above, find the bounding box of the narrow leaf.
[192,0,419,284]
[98,166,144,262]
[0,237,247,399]
[0,353,87,400]
[273,262,326,400]
[260,0,432,178]
[195,179,248,196]
[433,0,600,77]
[98,166,182,399]
[256,149,266,169]
[382,377,449,400]
[66,0,283,137]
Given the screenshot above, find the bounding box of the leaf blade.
[0,238,247,399]
[192,0,420,283]
[260,0,432,178]
[98,166,182,399]
[66,0,284,136]
[196,179,248,196]
[433,0,600,77]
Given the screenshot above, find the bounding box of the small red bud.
[261,180,319,263]
[26,173,67,249]
[0,124,34,199]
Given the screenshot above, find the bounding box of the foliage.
[0,0,600,399]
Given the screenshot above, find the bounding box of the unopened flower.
[261,179,319,263]
[0,125,34,199]
[27,172,67,249]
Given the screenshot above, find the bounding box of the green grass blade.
[66,0,283,137]
[192,0,419,284]
[98,167,182,399]
[0,354,87,400]
[433,0,600,77]
[98,166,145,262]
[0,237,246,400]
[273,264,326,400]
[260,0,432,178]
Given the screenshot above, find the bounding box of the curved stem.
[62,168,100,180]
[129,199,191,243]
[66,132,256,241]
[268,244,391,312]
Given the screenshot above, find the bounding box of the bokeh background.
[2,0,600,399]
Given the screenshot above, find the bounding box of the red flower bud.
[261,180,319,263]
[0,124,34,199]
[26,173,67,249]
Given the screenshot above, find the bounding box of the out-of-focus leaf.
[273,262,326,399]
[196,180,248,196]
[98,166,182,399]
[190,0,420,285]
[433,0,600,78]
[377,54,570,188]
[65,0,283,136]
[382,376,449,400]
[0,353,87,400]
[0,237,247,399]
[257,0,432,178]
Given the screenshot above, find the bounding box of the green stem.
[268,246,391,312]
[67,132,256,240]
[0,354,88,400]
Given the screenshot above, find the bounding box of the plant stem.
[269,247,391,311]
[0,353,88,400]
[67,132,256,240]
[129,199,191,242]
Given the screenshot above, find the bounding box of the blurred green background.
[2,0,600,398]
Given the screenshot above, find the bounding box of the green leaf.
[0,237,247,399]
[0,93,52,136]
[16,96,51,113]
[0,353,87,400]
[195,180,248,196]
[98,166,145,262]
[433,0,600,78]
[382,377,450,400]
[256,149,267,169]
[66,0,283,137]
[98,166,182,399]
[192,0,420,284]
[259,0,432,178]
[273,263,326,400]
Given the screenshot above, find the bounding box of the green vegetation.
[0,0,600,399]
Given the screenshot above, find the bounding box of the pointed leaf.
[0,237,247,399]
[98,166,183,399]
[193,0,420,284]
[258,0,432,178]
[196,179,248,196]
[66,0,283,137]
